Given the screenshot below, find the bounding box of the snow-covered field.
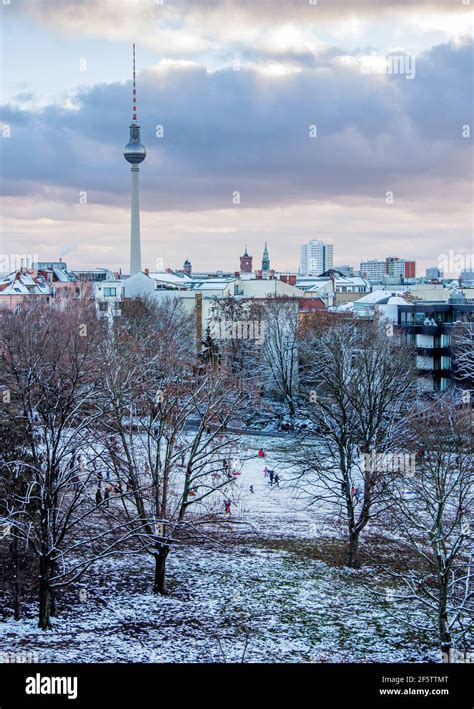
[0,437,439,663]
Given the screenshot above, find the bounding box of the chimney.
[144,268,149,276]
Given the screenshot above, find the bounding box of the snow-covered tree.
[0,396,34,620]
[208,295,264,385]
[260,297,300,417]
[384,397,473,662]
[0,301,132,629]
[95,297,249,594]
[282,320,417,567]
[451,321,474,389]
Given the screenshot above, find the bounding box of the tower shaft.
[130,165,141,275]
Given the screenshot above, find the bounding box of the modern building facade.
[397,299,473,392]
[386,257,416,279]
[360,259,386,282]
[299,240,333,276]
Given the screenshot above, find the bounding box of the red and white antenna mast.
[132,43,137,122]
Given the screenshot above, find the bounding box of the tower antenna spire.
[132,43,137,122]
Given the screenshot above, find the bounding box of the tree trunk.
[439,583,452,662]
[50,561,57,617]
[348,529,361,568]
[153,546,170,595]
[38,557,53,630]
[10,534,21,621]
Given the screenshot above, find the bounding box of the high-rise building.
[360,259,386,281]
[183,259,192,276]
[123,44,147,276]
[361,257,416,282]
[240,247,252,273]
[299,240,333,276]
[386,257,416,279]
[262,242,270,272]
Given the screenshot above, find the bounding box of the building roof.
[0,271,50,296]
[353,290,408,305]
[148,271,194,286]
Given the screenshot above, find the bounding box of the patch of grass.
[246,533,425,576]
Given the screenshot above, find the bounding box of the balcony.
[400,323,454,335]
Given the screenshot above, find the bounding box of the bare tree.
[0,398,34,620]
[95,297,249,594]
[281,320,417,567]
[260,297,300,417]
[384,397,473,662]
[0,301,132,629]
[451,321,474,389]
[208,295,264,387]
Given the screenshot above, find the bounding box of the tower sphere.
[123,141,146,164]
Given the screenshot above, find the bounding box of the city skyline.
[1,0,472,275]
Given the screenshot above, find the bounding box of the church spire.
[262,242,270,272]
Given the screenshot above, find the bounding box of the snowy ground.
[0,436,440,663]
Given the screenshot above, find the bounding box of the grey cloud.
[1,40,471,213]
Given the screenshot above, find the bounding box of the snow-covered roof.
[297,275,369,292]
[383,296,410,305]
[52,267,76,282]
[149,271,193,282]
[296,278,331,292]
[335,276,369,287]
[354,290,407,305]
[148,271,194,287]
[0,271,50,296]
[193,279,235,291]
[304,281,331,292]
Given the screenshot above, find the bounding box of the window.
[440,356,451,370]
[439,377,450,392]
[103,287,116,297]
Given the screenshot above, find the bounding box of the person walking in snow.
[268,470,274,486]
[104,486,111,508]
[95,487,103,506]
[224,499,232,515]
[263,466,269,478]
[274,473,280,487]
[249,485,254,494]
[258,448,265,458]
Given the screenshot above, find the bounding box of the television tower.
[124,43,146,275]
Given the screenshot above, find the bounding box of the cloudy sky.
[1,0,472,275]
